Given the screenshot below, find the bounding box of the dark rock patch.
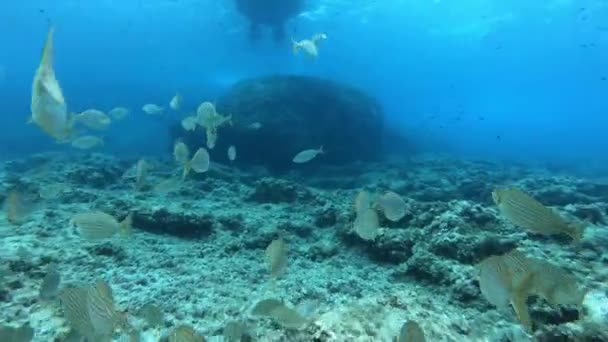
[134,209,214,239]
[173,75,385,173]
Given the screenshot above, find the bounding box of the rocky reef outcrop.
[171,75,385,173]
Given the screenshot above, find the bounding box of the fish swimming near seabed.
[292,146,324,163]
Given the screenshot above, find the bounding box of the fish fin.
[67,112,76,127]
[120,213,133,237]
[318,145,324,154]
[41,76,65,104]
[291,38,300,55]
[491,189,502,205]
[511,288,532,333]
[55,138,70,145]
[40,26,55,69]
[568,222,585,243]
[577,288,589,320]
[60,116,75,141]
[182,162,191,180]
[312,33,326,44]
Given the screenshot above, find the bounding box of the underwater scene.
[1,0,608,341]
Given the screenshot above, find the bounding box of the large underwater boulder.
[171,75,384,173]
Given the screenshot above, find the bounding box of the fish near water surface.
[292,33,327,58]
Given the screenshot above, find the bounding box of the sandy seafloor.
[1,152,608,342]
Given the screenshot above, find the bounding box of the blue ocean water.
[2,1,608,341]
[1,0,606,165]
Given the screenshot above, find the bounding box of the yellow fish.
[30,26,72,141]
[492,188,584,242]
[292,33,327,58]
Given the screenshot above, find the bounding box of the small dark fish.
[496,135,501,140]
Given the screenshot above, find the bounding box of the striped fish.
[492,188,584,242]
[477,255,513,309]
[4,190,37,225]
[71,211,132,240]
[188,148,210,174]
[526,259,586,308]
[354,190,371,214]
[251,298,283,316]
[265,239,288,279]
[87,279,120,337]
[59,287,95,338]
[477,250,542,332]
[267,304,308,329]
[376,191,406,222]
[353,207,379,240]
[168,325,204,342]
[135,159,148,191]
[500,250,534,290]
